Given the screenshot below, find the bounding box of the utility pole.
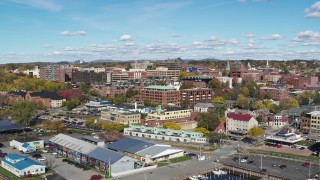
[260,155,262,170]
[308,162,311,179]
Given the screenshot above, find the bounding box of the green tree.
[196,110,221,131]
[194,127,209,136]
[65,97,81,110]
[80,83,91,94]
[85,117,96,127]
[247,127,265,140]
[12,101,37,125]
[144,99,151,106]
[163,122,181,130]
[236,94,248,109]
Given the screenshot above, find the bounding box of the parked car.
[303,162,311,167]
[299,147,305,150]
[0,153,7,158]
[55,154,63,158]
[240,159,247,163]
[248,159,254,164]
[37,156,47,161]
[279,165,287,169]
[260,169,267,173]
[272,163,278,167]
[32,154,42,158]
[277,145,283,148]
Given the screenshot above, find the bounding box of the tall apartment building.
[229,61,246,78]
[180,88,213,107]
[71,71,112,84]
[40,64,73,82]
[140,85,180,106]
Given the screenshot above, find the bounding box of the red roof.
[228,113,252,121]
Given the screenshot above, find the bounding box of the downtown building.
[40,64,73,82]
[140,85,180,106]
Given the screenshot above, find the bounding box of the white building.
[124,125,207,143]
[267,114,288,127]
[23,66,40,78]
[226,112,258,133]
[194,103,215,113]
[10,138,44,153]
[1,154,45,177]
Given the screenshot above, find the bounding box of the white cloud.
[120,34,132,41]
[243,33,256,38]
[262,34,283,40]
[6,0,62,12]
[60,31,87,36]
[43,44,53,48]
[169,34,183,38]
[293,30,320,42]
[305,1,320,18]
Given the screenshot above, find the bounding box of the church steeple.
[266,60,269,68]
[226,59,230,71]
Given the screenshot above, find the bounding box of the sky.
[0,0,320,64]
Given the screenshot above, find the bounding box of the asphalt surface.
[220,155,320,180]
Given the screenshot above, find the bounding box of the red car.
[303,162,311,167]
[0,153,7,158]
[277,145,283,148]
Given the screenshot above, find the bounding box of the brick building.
[259,87,289,102]
[140,85,180,106]
[180,88,213,107]
[40,64,73,82]
[25,91,65,108]
[280,75,318,89]
[141,107,195,127]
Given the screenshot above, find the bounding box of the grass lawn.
[157,156,192,167]
[296,140,316,147]
[169,156,192,163]
[0,166,19,180]
[0,166,56,180]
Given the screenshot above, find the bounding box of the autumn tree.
[212,96,224,103]
[163,122,181,130]
[282,98,299,109]
[43,120,65,133]
[100,123,126,132]
[247,126,265,140]
[194,127,209,136]
[208,78,221,89]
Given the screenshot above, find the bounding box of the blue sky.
[0,0,320,63]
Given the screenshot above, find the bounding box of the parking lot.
[0,140,98,180]
[221,155,320,180]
